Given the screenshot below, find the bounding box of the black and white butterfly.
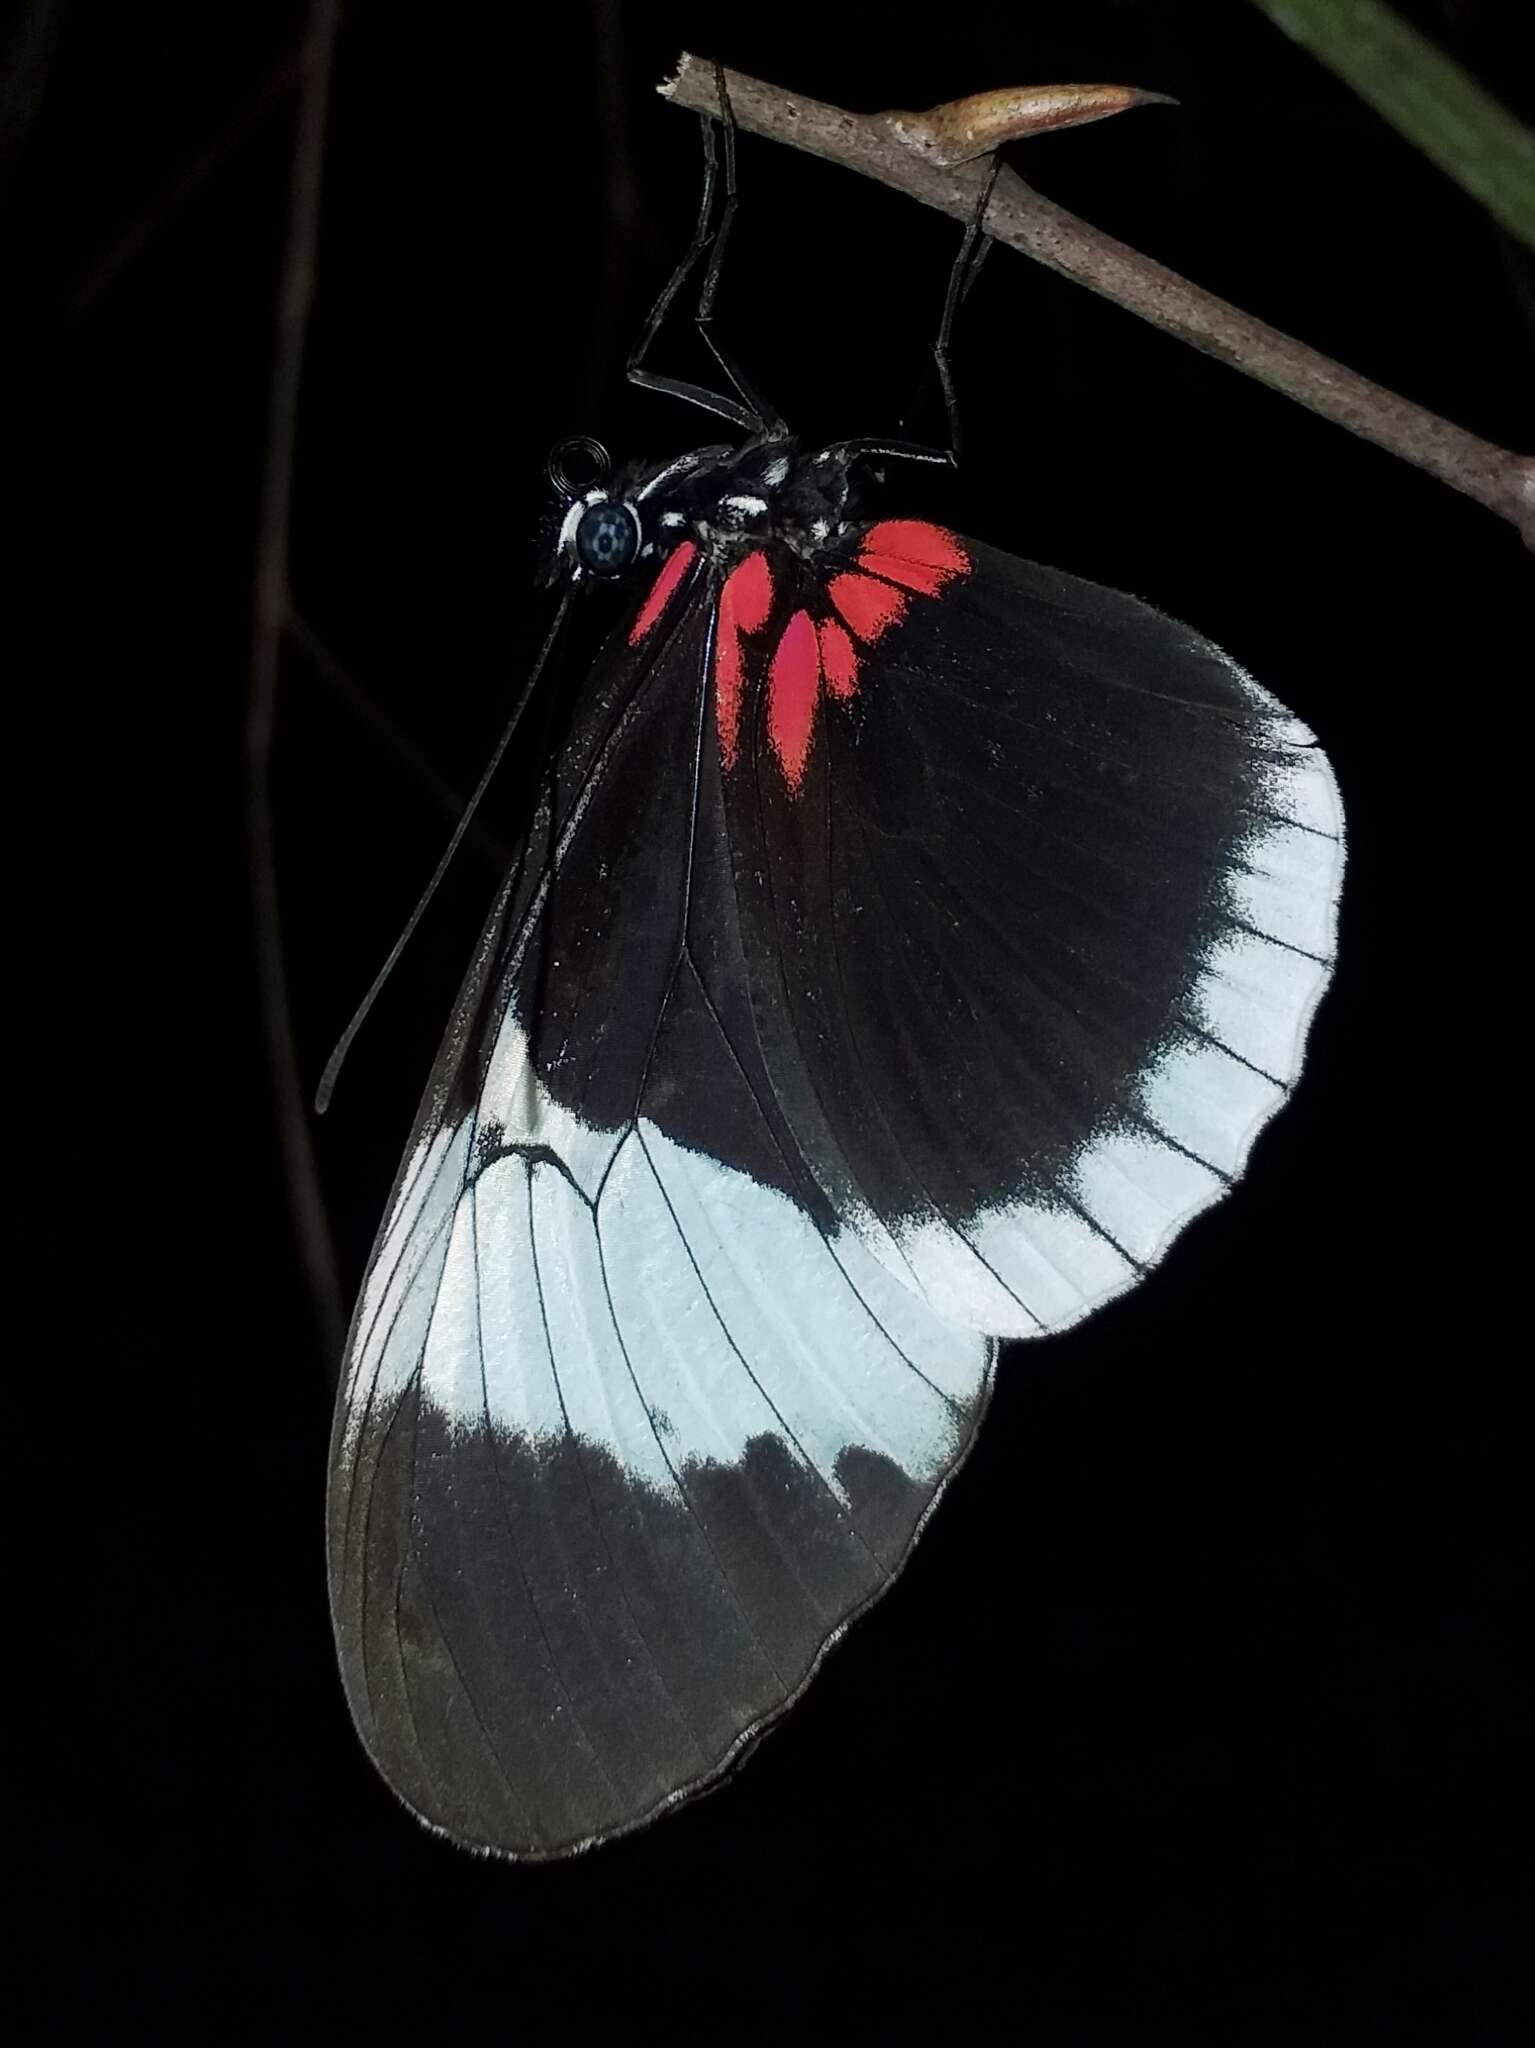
[325,77,1344,1860]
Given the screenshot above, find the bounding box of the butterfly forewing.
[328,482,1342,1857]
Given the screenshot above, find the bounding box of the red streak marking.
[769,609,821,789]
[817,616,859,700]
[715,620,745,767]
[858,519,970,578]
[715,550,774,769]
[628,539,698,646]
[726,548,774,632]
[828,571,908,644]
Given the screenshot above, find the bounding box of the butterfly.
[324,75,1344,1860]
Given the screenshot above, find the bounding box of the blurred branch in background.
[289,615,516,873]
[664,55,1534,548]
[1,0,65,164]
[73,51,302,310]
[1250,0,1535,253]
[244,0,346,1372]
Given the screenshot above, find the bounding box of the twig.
[663,55,1534,549]
[244,0,346,1380]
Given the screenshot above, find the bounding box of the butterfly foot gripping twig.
[628,60,783,433]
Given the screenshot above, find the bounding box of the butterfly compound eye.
[574,500,641,577]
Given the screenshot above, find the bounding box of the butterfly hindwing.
[328,552,995,1857]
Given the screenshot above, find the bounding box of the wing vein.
[470,1179,621,1804]
[524,1156,710,1766]
[635,1124,886,1583]
[592,1141,792,1696]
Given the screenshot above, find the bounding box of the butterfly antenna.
[314,587,574,1115]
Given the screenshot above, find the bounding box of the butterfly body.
[563,434,855,565]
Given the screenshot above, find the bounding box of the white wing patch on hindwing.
[337,1006,993,1499]
[329,1000,1000,1855]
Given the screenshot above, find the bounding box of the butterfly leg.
[627,62,782,435]
[691,65,785,434]
[931,155,1002,463]
[830,156,1002,472]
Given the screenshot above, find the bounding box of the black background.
[35,0,1529,2034]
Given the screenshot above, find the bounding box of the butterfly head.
[545,437,643,585]
[545,434,870,595]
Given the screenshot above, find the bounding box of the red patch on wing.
[828,571,909,644]
[855,551,949,595]
[853,523,970,597]
[768,609,821,790]
[857,520,970,581]
[715,551,774,768]
[725,549,773,633]
[707,527,966,792]
[628,539,698,647]
[817,616,859,700]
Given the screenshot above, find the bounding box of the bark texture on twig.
[663,55,1534,549]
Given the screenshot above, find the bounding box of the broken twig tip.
[657,53,689,102]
